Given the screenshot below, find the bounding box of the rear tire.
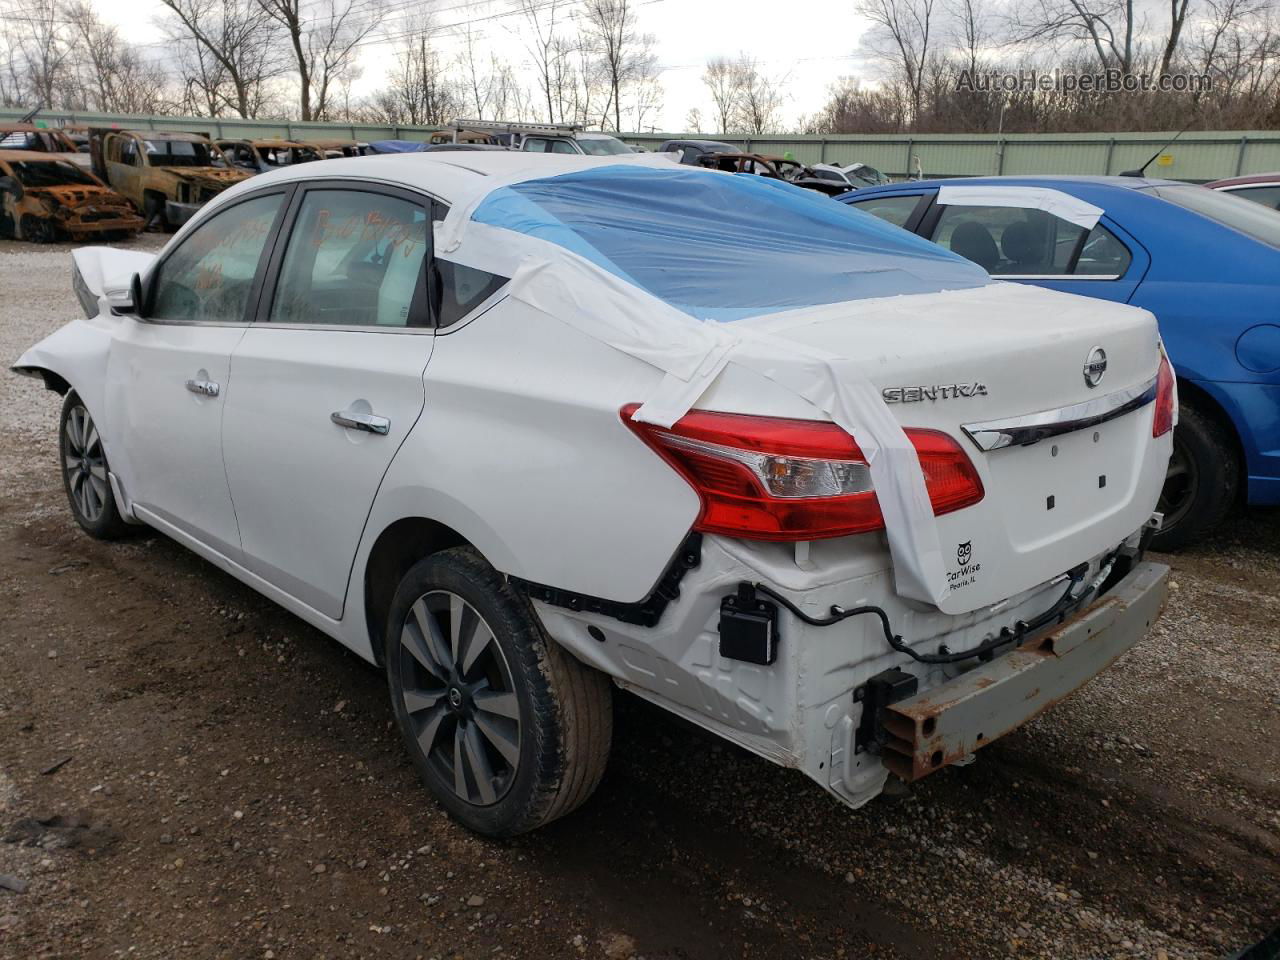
[59,391,131,540]
[385,546,612,837]
[1152,401,1237,551]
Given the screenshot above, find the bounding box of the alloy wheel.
[397,590,522,806]
[63,404,109,524]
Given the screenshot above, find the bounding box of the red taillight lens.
[1153,350,1175,438]
[622,404,984,541]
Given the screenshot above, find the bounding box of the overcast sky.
[97,0,877,130]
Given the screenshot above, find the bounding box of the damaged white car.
[14,154,1174,837]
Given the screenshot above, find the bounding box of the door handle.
[331,410,390,435]
[185,378,220,397]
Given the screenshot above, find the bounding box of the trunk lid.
[760,282,1169,615]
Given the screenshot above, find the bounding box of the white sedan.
[15,153,1174,836]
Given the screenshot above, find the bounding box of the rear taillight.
[622,404,984,541]
[1153,350,1175,438]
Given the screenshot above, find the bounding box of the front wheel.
[1152,402,1237,551]
[385,547,612,836]
[59,391,131,540]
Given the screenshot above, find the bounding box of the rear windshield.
[472,165,989,320]
[146,139,217,167]
[1150,184,1280,248]
[10,160,99,187]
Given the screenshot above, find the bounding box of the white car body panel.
[107,320,246,558]
[221,326,435,618]
[13,154,1173,813]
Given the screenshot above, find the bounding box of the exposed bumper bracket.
[877,560,1169,781]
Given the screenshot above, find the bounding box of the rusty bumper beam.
[880,561,1170,781]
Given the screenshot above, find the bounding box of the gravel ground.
[0,237,1277,960]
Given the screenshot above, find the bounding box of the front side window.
[523,137,549,152]
[269,190,429,328]
[151,193,284,323]
[145,139,215,168]
[850,194,923,228]
[931,204,1131,277]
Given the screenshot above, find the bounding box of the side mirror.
[107,272,147,317]
[0,175,22,198]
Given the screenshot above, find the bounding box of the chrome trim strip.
[961,376,1157,452]
[992,274,1121,281]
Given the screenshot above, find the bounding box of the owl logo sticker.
[957,540,973,565]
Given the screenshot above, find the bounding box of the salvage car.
[658,139,743,165]
[0,150,143,242]
[14,154,1173,837]
[90,129,249,230]
[1206,172,1280,210]
[216,138,323,173]
[0,123,90,168]
[842,176,1280,548]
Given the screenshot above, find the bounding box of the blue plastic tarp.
[367,139,427,154]
[472,165,991,321]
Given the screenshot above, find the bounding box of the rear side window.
[430,202,508,328]
[150,193,284,323]
[931,204,1130,278]
[269,189,429,327]
[433,261,508,328]
[849,194,922,227]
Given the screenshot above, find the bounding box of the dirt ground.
[0,238,1277,960]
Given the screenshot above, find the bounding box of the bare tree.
[255,0,384,121]
[364,17,462,126]
[517,0,575,122]
[1009,0,1138,72]
[580,0,656,130]
[684,106,704,132]
[855,0,939,122]
[702,56,742,133]
[159,0,286,117]
[63,1,170,113]
[1,0,71,107]
[732,56,786,134]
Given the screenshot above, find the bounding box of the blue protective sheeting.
[367,139,427,154]
[472,164,991,321]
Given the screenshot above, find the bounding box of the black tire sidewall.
[384,548,557,837]
[59,391,127,539]
[1152,403,1237,551]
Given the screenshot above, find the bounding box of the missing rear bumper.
[874,560,1169,781]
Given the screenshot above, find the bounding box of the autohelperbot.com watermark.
[956,68,1214,94]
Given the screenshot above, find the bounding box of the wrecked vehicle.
[15,154,1172,838]
[311,138,370,159]
[696,151,850,196]
[0,150,143,243]
[0,123,92,169]
[216,139,323,173]
[90,129,249,230]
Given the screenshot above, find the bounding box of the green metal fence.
[6,106,1278,182]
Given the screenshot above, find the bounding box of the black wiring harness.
[751,556,1113,665]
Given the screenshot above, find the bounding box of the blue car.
[840,176,1280,549]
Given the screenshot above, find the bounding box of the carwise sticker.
[948,540,981,592]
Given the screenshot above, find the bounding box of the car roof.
[1207,172,1280,188]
